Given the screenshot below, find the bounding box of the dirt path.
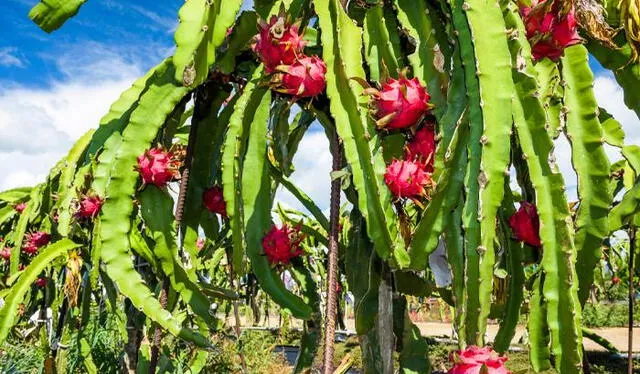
[232,316,637,352]
[344,320,638,353]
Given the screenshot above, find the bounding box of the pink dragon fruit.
[203,186,227,217]
[521,0,582,61]
[448,346,510,374]
[262,224,304,265]
[75,195,104,219]
[405,124,437,172]
[384,159,433,199]
[274,56,327,98]
[23,231,51,255]
[253,15,306,73]
[34,278,47,288]
[196,238,205,251]
[509,201,542,247]
[14,202,26,214]
[137,147,180,188]
[369,77,432,130]
[0,247,11,260]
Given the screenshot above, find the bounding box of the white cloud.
[100,1,176,32]
[275,126,333,212]
[129,5,177,32]
[0,104,70,153]
[0,47,26,68]
[0,153,53,191]
[594,74,640,145]
[0,43,145,190]
[550,73,640,202]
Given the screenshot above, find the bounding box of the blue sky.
[1,0,178,86]
[0,0,638,210]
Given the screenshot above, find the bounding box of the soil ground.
[404,321,638,353]
[232,316,639,352]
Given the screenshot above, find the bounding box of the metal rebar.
[322,136,343,374]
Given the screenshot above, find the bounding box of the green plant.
[2,0,640,372]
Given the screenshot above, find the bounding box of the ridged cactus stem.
[560,45,611,307]
[150,89,202,374]
[227,249,248,373]
[445,200,466,348]
[504,5,583,372]
[463,0,515,343]
[494,184,525,353]
[447,0,482,345]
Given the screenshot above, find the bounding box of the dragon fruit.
[0,247,10,260]
[612,276,621,285]
[262,224,304,265]
[75,195,104,219]
[384,159,433,199]
[521,0,582,61]
[14,202,26,214]
[253,15,306,73]
[203,186,227,216]
[405,124,437,172]
[509,201,542,247]
[449,346,510,374]
[369,77,432,130]
[137,147,180,188]
[274,55,327,98]
[23,231,51,255]
[196,238,205,251]
[34,278,47,288]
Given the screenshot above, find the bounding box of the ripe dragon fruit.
[274,55,327,98]
[14,202,26,214]
[34,278,47,288]
[253,15,306,73]
[384,159,433,199]
[23,231,51,255]
[612,276,621,285]
[262,224,304,265]
[196,238,205,251]
[203,186,227,216]
[0,247,10,260]
[405,124,437,172]
[521,0,582,61]
[369,77,432,130]
[448,346,510,374]
[137,147,180,188]
[75,195,104,219]
[509,201,542,247]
